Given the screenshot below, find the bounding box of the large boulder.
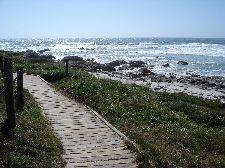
[108,60,128,67]
[41,54,55,60]
[118,64,131,70]
[38,48,50,54]
[139,68,155,76]
[62,56,85,63]
[102,64,116,72]
[90,63,104,72]
[25,50,55,62]
[129,61,146,67]
[25,49,39,58]
[86,58,95,62]
[207,81,217,87]
[178,61,188,65]
[162,63,170,67]
[219,83,225,89]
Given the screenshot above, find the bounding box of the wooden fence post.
[65,60,69,76]
[2,58,16,130]
[0,56,3,72]
[16,67,24,111]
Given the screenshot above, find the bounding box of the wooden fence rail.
[0,57,24,131]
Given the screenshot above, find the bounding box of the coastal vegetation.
[0,91,65,167]
[0,54,65,167]
[50,70,225,167]
[1,50,225,167]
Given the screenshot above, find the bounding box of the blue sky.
[0,0,225,38]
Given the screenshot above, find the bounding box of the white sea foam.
[0,38,225,77]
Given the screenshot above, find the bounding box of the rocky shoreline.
[61,55,225,103]
[24,49,225,103]
[92,71,225,103]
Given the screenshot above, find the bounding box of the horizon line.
[0,36,225,39]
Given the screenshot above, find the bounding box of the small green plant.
[0,91,65,168]
[2,50,225,167]
[52,69,225,167]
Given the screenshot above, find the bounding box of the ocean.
[0,38,225,77]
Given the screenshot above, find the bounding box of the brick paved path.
[23,74,137,168]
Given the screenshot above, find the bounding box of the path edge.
[37,75,142,159]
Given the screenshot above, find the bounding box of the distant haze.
[0,0,225,38]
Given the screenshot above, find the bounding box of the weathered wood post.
[65,60,69,76]
[0,56,3,72]
[3,58,16,130]
[16,67,24,111]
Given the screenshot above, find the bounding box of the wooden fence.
[0,56,24,131]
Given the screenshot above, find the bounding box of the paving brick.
[24,74,137,168]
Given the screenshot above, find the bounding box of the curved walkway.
[23,74,137,168]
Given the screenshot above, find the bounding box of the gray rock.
[86,58,95,62]
[178,61,188,65]
[40,54,54,59]
[139,68,155,76]
[129,61,146,67]
[108,60,128,67]
[207,81,217,87]
[162,63,170,67]
[79,47,85,50]
[62,56,85,62]
[102,65,116,72]
[25,49,39,58]
[38,48,50,54]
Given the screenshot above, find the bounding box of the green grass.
[48,69,225,168]
[13,55,65,76]
[0,90,65,168]
[2,50,225,167]
[0,51,65,76]
[0,80,5,123]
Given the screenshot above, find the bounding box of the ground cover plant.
[0,60,65,167]
[3,50,225,167]
[51,69,225,168]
